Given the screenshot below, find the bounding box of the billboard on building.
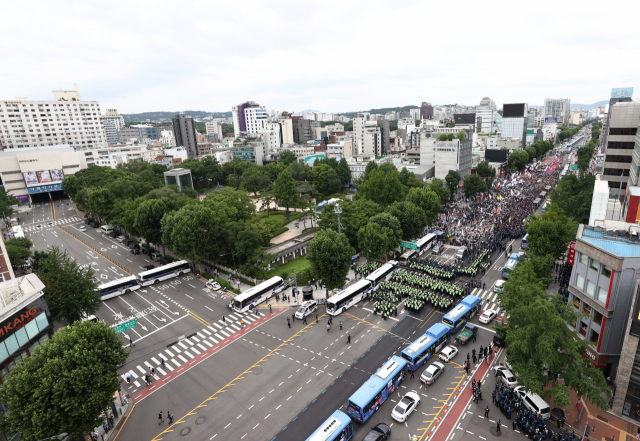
[544,117,558,124]
[503,104,526,118]
[484,149,509,163]
[611,88,634,99]
[23,172,38,185]
[50,169,64,182]
[37,171,52,184]
[454,113,475,125]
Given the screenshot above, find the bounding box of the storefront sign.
[568,242,576,265]
[584,347,608,367]
[0,307,37,338]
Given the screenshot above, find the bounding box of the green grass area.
[265,255,311,279]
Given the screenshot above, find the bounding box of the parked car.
[150,252,162,261]
[141,248,151,255]
[479,309,497,324]
[514,386,551,419]
[130,248,140,255]
[116,236,127,243]
[79,226,87,232]
[362,423,391,441]
[432,244,442,255]
[420,361,445,385]
[494,367,518,389]
[438,345,458,363]
[129,242,140,249]
[494,280,505,293]
[158,258,169,265]
[142,264,155,271]
[84,219,91,225]
[91,222,99,228]
[391,392,420,423]
[493,332,506,347]
[123,239,134,246]
[205,281,221,291]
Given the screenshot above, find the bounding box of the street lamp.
[334,204,342,234]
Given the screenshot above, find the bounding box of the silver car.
[421,361,445,385]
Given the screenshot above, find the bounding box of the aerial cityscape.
[1,2,640,441]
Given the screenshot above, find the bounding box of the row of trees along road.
[496,201,611,410]
[576,121,602,172]
[308,161,443,291]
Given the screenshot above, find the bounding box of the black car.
[158,258,169,265]
[142,264,155,271]
[362,423,391,441]
[91,222,99,228]
[84,219,91,225]
[493,333,506,347]
[123,239,134,246]
[130,248,140,255]
[141,248,150,255]
[129,242,140,249]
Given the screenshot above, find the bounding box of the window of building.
[589,329,599,345]
[597,287,608,304]
[610,127,638,136]
[583,304,592,316]
[590,259,600,272]
[602,266,612,278]
[580,322,588,336]
[576,274,585,289]
[580,253,588,265]
[586,281,596,297]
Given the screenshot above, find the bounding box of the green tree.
[261,189,275,217]
[228,222,264,263]
[437,134,454,141]
[279,150,296,165]
[444,170,461,196]
[362,161,378,180]
[526,205,576,260]
[134,198,177,247]
[308,164,341,196]
[509,150,529,171]
[497,259,611,410]
[161,204,228,272]
[358,223,392,261]
[287,161,310,181]
[398,167,421,188]
[387,201,426,240]
[204,187,256,222]
[307,229,354,290]
[428,178,450,200]
[240,166,266,196]
[405,187,441,226]
[549,174,595,224]
[336,158,352,185]
[358,168,405,206]
[0,321,129,441]
[318,199,379,249]
[0,189,17,219]
[5,238,32,266]
[35,247,100,324]
[368,212,402,251]
[463,174,485,198]
[525,146,537,163]
[88,187,116,222]
[475,160,496,178]
[273,169,298,219]
[456,130,466,140]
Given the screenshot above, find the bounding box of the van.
[295,300,317,319]
[150,252,162,261]
[455,247,467,260]
[493,333,506,347]
[10,218,18,226]
[100,225,114,234]
[514,386,551,419]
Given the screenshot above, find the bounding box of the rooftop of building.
[0,274,46,320]
[579,221,640,257]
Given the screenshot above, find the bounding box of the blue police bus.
[400,323,452,371]
[305,410,354,441]
[442,295,482,332]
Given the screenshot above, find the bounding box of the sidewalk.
[91,389,133,441]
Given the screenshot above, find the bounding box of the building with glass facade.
[163,168,193,190]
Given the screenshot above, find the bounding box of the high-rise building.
[292,118,313,144]
[543,98,571,125]
[501,103,528,147]
[0,85,107,150]
[278,113,294,145]
[603,101,640,190]
[377,119,390,155]
[172,112,198,158]
[205,121,223,139]
[231,101,268,136]
[476,107,497,134]
[420,102,434,120]
[100,109,125,145]
[479,97,496,110]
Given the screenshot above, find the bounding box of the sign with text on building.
[401,240,418,250]
[568,241,576,265]
[611,87,634,99]
[112,319,137,334]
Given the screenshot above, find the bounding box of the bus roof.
[416,233,436,247]
[234,276,283,303]
[306,410,352,441]
[444,304,467,320]
[425,322,451,339]
[96,275,138,289]
[400,249,416,258]
[403,334,432,356]
[328,279,371,304]
[349,356,407,407]
[138,260,190,278]
[365,261,398,282]
[461,295,482,308]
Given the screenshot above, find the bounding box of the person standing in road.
[497,419,501,433]
[347,333,351,344]
[327,323,330,333]
[269,304,272,313]
[339,321,342,330]
[158,411,164,424]
[287,318,291,328]
[129,337,134,348]
[410,368,414,379]
[485,406,490,417]
[168,412,174,425]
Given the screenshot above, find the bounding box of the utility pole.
[335,204,342,234]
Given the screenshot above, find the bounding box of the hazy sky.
[2,0,639,114]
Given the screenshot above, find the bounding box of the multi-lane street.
[18,193,543,441]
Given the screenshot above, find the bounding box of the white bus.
[399,249,417,265]
[365,260,398,291]
[233,276,285,313]
[96,275,140,300]
[138,260,191,286]
[100,225,114,234]
[416,233,437,255]
[326,279,372,316]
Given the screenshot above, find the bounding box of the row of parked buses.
[306,294,486,441]
[95,260,192,300]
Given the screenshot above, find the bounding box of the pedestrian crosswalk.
[22,216,81,231]
[470,287,505,316]
[121,311,261,391]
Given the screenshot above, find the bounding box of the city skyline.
[1,1,638,113]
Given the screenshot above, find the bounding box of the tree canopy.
[5,238,32,266]
[549,173,595,224]
[0,321,128,441]
[463,174,485,198]
[475,160,496,178]
[525,205,576,260]
[509,150,529,171]
[307,229,354,290]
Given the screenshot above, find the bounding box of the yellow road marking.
[188,311,210,326]
[151,312,328,441]
[418,307,438,329]
[342,313,390,332]
[111,403,135,441]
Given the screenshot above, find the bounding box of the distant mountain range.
[570,100,608,110]
[122,110,231,122]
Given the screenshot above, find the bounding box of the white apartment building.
[544,98,571,124]
[231,102,268,136]
[501,103,529,145]
[205,121,223,138]
[353,117,382,156]
[260,127,281,154]
[420,136,473,180]
[279,118,294,145]
[410,109,421,120]
[100,109,125,145]
[0,85,107,150]
[476,106,498,134]
[398,118,416,133]
[94,153,130,169]
[160,129,176,147]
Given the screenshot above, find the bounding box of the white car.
[494,280,505,293]
[391,391,420,423]
[205,281,221,291]
[479,309,497,324]
[439,345,458,362]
